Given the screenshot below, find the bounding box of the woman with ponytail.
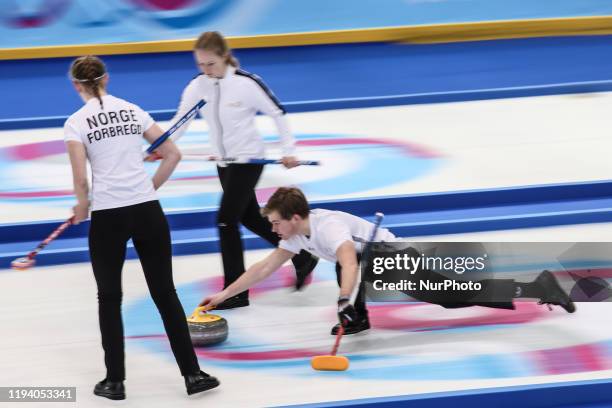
[65,55,220,400]
[165,32,319,309]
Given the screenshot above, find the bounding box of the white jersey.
[279,209,396,263]
[169,66,294,160]
[63,94,157,211]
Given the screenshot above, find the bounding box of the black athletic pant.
[400,268,516,310]
[394,247,517,309]
[337,250,517,317]
[89,200,200,381]
[217,164,311,294]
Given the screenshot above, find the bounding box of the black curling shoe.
[185,371,220,395]
[536,270,576,313]
[214,294,249,310]
[93,379,125,400]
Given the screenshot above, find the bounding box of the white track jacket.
[169,66,295,160]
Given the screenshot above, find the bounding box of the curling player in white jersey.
[166,31,318,309]
[64,55,219,400]
[200,187,575,336]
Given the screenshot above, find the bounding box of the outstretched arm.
[200,248,295,308]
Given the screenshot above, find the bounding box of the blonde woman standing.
[168,31,318,309]
[64,55,219,400]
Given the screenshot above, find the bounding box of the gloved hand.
[337,296,358,326]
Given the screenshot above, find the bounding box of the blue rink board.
[2,180,612,269]
[280,379,612,408]
[2,36,612,129]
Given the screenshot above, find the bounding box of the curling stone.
[187,306,228,347]
[11,257,35,271]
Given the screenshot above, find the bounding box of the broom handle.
[331,212,384,356]
[26,217,74,259]
[349,212,384,305]
[330,325,344,356]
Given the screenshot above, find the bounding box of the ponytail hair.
[194,31,239,67]
[70,55,107,109]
